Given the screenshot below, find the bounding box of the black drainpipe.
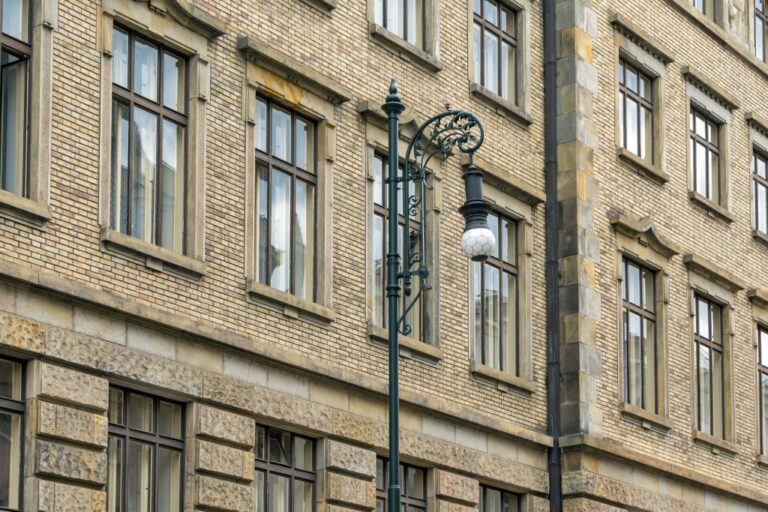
[543,0,562,509]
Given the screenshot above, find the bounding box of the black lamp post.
[381,80,494,511]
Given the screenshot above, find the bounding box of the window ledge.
[0,189,51,227]
[757,454,768,468]
[616,148,669,183]
[100,227,206,279]
[618,402,673,432]
[752,229,768,249]
[246,280,335,323]
[692,429,738,455]
[300,0,336,13]
[367,322,443,362]
[369,23,442,73]
[470,361,536,394]
[469,83,532,126]
[688,191,734,223]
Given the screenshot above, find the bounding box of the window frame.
[689,106,722,204]
[757,0,768,61]
[618,58,654,165]
[472,0,519,105]
[754,146,768,235]
[692,294,726,439]
[758,325,768,456]
[0,357,24,512]
[254,426,316,512]
[374,0,427,50]
[375,457,427,512]
[478,484,521,512]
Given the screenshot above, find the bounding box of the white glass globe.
[461,227,496,260]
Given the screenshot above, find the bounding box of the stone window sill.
[0,189,51,227]
[692,429,738,455]
[367,322,443,362]
[369,23,441,73]
[619,402,673,432]
[101,227,206,279]
[470,361,536,394]
[247,280,336,323]
[300,0,335,13]
[688,191,734,224]
[616,148,668,183]
[752,229,768,249]
[469,83,532,127]
[757,454,768,468]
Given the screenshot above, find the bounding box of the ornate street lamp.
[381,80,494,511]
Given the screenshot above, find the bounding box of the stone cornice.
[747,287,768,309]
[157,0,226,39]
[462,154,545,206]
[746,111,768,139]
[683,253,746,292]
[682,66,740,111]
[610,13,675,64]
[608,210,680,258]
[238,36,354,105]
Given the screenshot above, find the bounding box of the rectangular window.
[374,0,425,49]
[110,27,188,254]
[621,258,658,413]
[254,426,315,512]
[690,107,721,204]
[759,327,768,456]
[107,387,184,512]
[693,295,725,439]
[754,149,768,235]
[472,212,518,374]
[618,59,654,163]
[758,0,768,61]
[0,357,22,511]
[375,458,426,512]
[372,152,423,340]
[0,0,30,198]
[693,0,715,18]
[473,0,518,104]
[254,97,317,301]
[479,485,520,512]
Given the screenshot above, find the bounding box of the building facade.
[0,0,767,511]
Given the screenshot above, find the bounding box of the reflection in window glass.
[473,0,518,103]
[618,59,654,163]
[2,0,28,42]
[374,0,425,49]
[689,108,721,204]
[479,484,520,512]
[375,458,427,512]
[0,50,27,197]
[255,427,315,512]
[694,295,725,439]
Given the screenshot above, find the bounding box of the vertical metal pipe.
[382,80,404,512]
[543,0,562,508]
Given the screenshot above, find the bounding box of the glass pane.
[255,471,266,512]
[376,458,386,489]
[757,182,767,233]
[695,142,708,197]
[407,466,425,498]
[268,474,290,512]
[711,303,721,345]
[488,213,499,259]
[373,214,385,326]
[639,75,651,101]
[641,105,652,161]
[256,426,266,460]
[294,436,313,471]
[645,318,656,412]
[257,164,269,286]
[501,218,516,264]
[761,329,768,366]
[504,492,520,511]
[256,99,268,153]
[626,98,638,155]
[108,388,124,425]
[501,7,516,36]
[759,17,766,62]
[2,0,27,41]
[0,359,20,400]
[126,441,153,512]
[0,51,26,196]
[708,119,718,145]
[294,180,315,300]
[374,155,384,206]
[158,401,182,438]
[110,101,130,233]
[695,113,707,138]
[712,349,724,439]
[697,298,710,340]
[762,374,768,455]
[758,154,767,179]
[484,31,499,94]
[619,91,624,149]
[295,118,314,172]
[472,261,483,363]
[375,0,384,24]
[130,107,158,243]
[0,412,21,509]
[162,53,185,113]
[502,272,517,375]
[642,267,654,312]
[698,344,712,434]
[625,66,638,93]
[709,152,719,202]
[269,429,291,465]
[501,41,515,102]
[293,481,313,512]
[271,107,292,162]
[107,436,123,512]
[627,261,640,307]
[473,23,482,85]
[269,170,292,293]
[484,0,498,24]
[159,120,185,252]
[406,0,424,47]
[133,39,158,101]
[484,265,500,369]
[128,393,154,432]
[486,488,502,512]
[157,447,181,512]
[113,29,129,88]
[628,312,642,408]
[474,0,481,14]
[386,0,403,37]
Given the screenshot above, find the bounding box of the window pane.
[375,0,384,25]
[695,113,707,138]
[501,218,516,264]
[627,261,640,306]
[502,272,517,375]
[293,481,313,512]
[698,344,712,434]
[628,311,642,408]
[0,51,27,196]
[271,107,292,162]
[709,151,719,202]
[294,436,313,471]
[641,105,652,161]
[126,441,153,512]
[158,401,182,438]
[256,426,266,461]
[2,0,27,42]
[157,447,181,512]
[625,66,638,93]
[712,349,724,439]
[500,41,515,102]
[484,264,500,369]
[295,118,314,172]
[642,267,654,312]
[269,169,292,293]
[406,0,423,47]
[256,99,268,153]
[112,29,129,88]
[639,75,651,101]
[473,261,483,363]
[762,374,768,455]
[386,0,404,37]
[269,429,291,465]
[159,120,185,252]
[255,471,266,512]
[128,393,154,432]
[758,154,767,179]
[626,98,638,155]
[133,39,158,101]
[711,303,721,345]
[501,7,516,36]
[619,91,624,148]
[373,214,385,326]
[0,359,21,400]
[376,458,386,489]
[110,101,130,233]
[109,388,125,425]
[0,412,21,509]
[697,298,710,340]
[407,466,425,498]
[257,164,270,286]
[695,142,708,197]
[645,318,656,412]
[374,156,384,206]
[268,474,290,512]
[484,0,498,24]
[162,53,185,113]
[486,488,502,512]
[484,31,499,95]
[130,107,158,243]
[759,17,766,61]
[473,23,482,85]
[761,330,768,366]
[488,213,499,258]
[474,0,481,14]
[107,436,123,512]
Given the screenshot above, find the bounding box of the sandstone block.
[327,471,375,508]
[0,311,46,353]
[37,478,107,512]
[435,469,479,505]
[197,404,256,448]
[73,306,126,345]
[17,289,73,328]
[38,400,108,447]
[326,439,376,479]
[435,501,477,512]
[35,440,107,485]
[196,439,254,481]
[196,474,253,511]
[38,362,108,411]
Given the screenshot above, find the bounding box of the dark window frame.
[254,426,316,512]
[375,457,427,512]
[478,484,521,512]
[375,0,427,50]
[618,58,655,164]
[110,25,190,253]
[255,95,319,301]
[689,106,721,204]
[0,356,24,512]
[473,0,519,104]
[754,147,768,234]
[759,325,768,455]
[757,0,768,61]
[106,386,185,512]
[693,294,725,438]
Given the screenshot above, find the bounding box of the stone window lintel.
[684,253,745,293]
[609,210,681,259]
[246,280,336,324]
[469,361,536,394]
[746,111,768,141]
[368,22,442,73]
[682,66,740,112]
[748,287,768,309]
[367,322,443,363]
[610,13,676,65]
[469,83,533,127]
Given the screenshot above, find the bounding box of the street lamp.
[381,80,494,511]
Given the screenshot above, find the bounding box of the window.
[693,0,714,18]
[375,458,426,512]
[374,0,425,49]
[0,0,30,198]
[479,485,520,512]
[472,212,518,374]
[0,358,22,511]
[107,387,184,512]
[690,107,721,204]
[473,0,518,104]
[693,295,725,439]
[754,148,768,235]
[618,59,653,164]
[254,97,317,301]
[372,152,422,339]
[621,258,658,413]
[255,426,315,512]
[757,0,768,61]
[760,327,768,456]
